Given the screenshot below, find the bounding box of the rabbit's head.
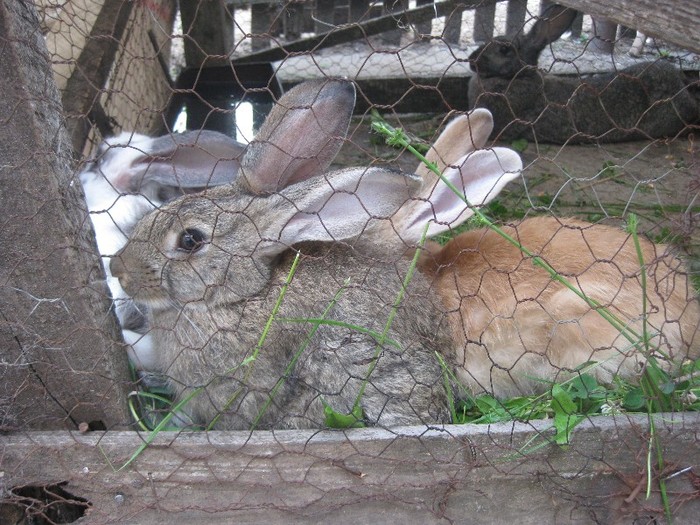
[111,79,381,310]
[469,5,577,78]
[81,127,246,375]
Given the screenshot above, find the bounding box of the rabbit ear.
[241,79,356,194]
[525,5,578,52]
[122,130,245,192]
[395,147,522,242]
[262,168,422,251]
[416,110,494,180]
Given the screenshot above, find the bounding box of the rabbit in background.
[372,108,700,399]
[111,79,453,430]
[80,129,245,374]
[467,4,699,144]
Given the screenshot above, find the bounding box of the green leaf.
[322,401,366,429]
[510,138,529,152]
[551,384,576,413]
[659,380,677,396]
[623,387,646,410]
[551,384,582,445]
[568,374,600,400]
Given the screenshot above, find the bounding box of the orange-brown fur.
[421,217,700,398]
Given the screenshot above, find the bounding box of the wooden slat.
[60,0,135,155]
[1,414,698,523]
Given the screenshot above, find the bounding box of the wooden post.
[349,0,371,21]
[473,1,496,42]
[180,0,234,67]
[443,6,463,44]
[251,3,280,51]
[381,0,409,46]
[315,0,336,33]
[283,2,305,40]
[590,17,617,54]
[413,0,434,39]
[505,0,528,36]
[0,0,131,431]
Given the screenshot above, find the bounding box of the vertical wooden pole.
[0,0,131,430]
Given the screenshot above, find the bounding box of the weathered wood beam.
[0,414,698,522]
[0,0,132,430]
[556,0,700,53]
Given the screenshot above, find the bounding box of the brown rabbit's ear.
[241,79,356,194]
[416,110,494,180]
[526,5,578,52]
[394,146,522,243]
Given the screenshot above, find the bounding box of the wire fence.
[1,0,699,522]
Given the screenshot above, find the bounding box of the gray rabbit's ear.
[241,79,356,194]
[270,168,422,248]
[526,5,578,51]
[128,130,245,192]
[395,146,522,242]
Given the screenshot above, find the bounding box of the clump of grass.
[454,362,700,428]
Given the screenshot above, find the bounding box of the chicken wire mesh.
[1,0,700,522]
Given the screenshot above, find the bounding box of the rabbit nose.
[110,254,127,280]
[467,51,480,72]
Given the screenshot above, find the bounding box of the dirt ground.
[333,113,700,272]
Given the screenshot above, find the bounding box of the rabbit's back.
[570,62,698,142]
[152,244,451,430]
[424,217,700,398]
[469,62,698,143]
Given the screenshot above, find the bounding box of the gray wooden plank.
[1,414,698,522]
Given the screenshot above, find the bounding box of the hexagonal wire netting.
[1,0,699,522]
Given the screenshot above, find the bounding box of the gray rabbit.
[111,79,453,430]
[468,4,699,143]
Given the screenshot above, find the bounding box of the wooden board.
[557,0,700,53]
[1,414,698,523]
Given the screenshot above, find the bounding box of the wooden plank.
[0,414,698,523]
[234,0,501,64]
[60,0,134,155]
[0,0,131,431]
[99,1,176,138]
[556,0,700,53]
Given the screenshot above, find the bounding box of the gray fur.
[111,80,452,429]
[467,5,699,143]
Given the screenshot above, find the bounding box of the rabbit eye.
[178,228,206,252]
[498,44,512,56]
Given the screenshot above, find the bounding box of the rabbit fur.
[467,4,699,144]
[376,108,700,399]
[81,129,245,373]
[111,79,453,430]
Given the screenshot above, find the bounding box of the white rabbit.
[110,79,453,429]
[81,130,245,374]
[374,109,700,399]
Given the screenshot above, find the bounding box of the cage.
[1,1,699,522]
